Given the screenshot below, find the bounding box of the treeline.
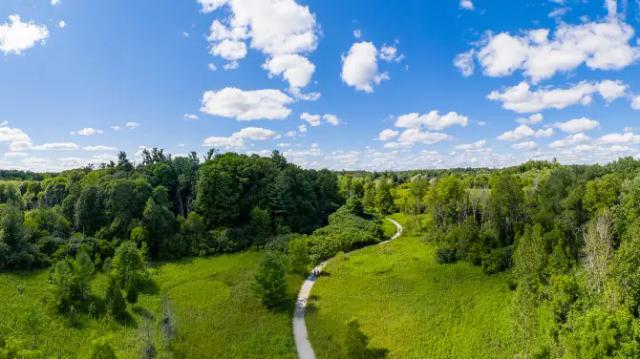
[342,157,640,357]
[0,149,343,270]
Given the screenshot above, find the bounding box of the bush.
[481,246,512,274]
[254,252,288,309]
[436,246,458,264]
[90,337,117,359]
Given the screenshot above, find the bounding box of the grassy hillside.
[305,214,548,359]
[0,251,303,358]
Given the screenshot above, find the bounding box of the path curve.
[293,217,403,359]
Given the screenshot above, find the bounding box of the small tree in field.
[90,337,117,359]
[105,276,127,320]
[254,252,288,308]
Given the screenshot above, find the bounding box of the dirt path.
[292,217,403,359]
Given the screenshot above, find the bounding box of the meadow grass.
[305,221,530,358]
[0,251,303,358]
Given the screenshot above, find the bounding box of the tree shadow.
[133,306,155,321]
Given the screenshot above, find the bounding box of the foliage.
[254,252,288,309]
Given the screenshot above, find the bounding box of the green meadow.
[305,215,550,359]
[0,251,302,358]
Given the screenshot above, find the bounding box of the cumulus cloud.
[202,0,318,93]
[554,117,599,133]
[457,19,640,82]
[378,129,399,141]
[83,145,118,152]
[300,112,340,127]
[184,114,199,121]
[456,140,486,151]
[0,15,49,55]
[385,128,450,148]
[32,142,79,151]
[631,95,640,110]
[454,50,475,77]
[125,122,140,129]
[517,113,543,125]
[341,42,389,93]
[498,124,553,141]
[200,87,293,121]
[395,111,469,130]
[202,127,277,148]
[0,125,32,151]
[380,45,403,62]
[596,132,640,144]
[72,128,103,136]
[488,80,627,113]
[550,133,591,148]
[460,0,474,10]
[512,141,538,150]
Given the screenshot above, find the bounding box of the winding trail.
[293,217,403,359]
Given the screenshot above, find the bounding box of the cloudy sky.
[1,0,640,171]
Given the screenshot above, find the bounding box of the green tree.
[105,275,127,320]
[254,252,288,308]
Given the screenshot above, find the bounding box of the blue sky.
[1,0,640,171]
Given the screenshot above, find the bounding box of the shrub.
[436,245,458,264]
[481,246,512,274]
[254,252,288,309]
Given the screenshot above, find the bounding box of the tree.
[254,252,288,308]
[105,275,127,320]
[90,337,117,359]
[583,211,613,296]
[111,241,146,303]
[75,186,104,235]
[376,181,395,215]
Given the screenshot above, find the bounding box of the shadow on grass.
[133,306,155,321]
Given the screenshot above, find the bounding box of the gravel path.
[292,217,404,359]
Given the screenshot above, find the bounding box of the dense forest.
[0,149,348,270]
[339,157,640,358]
[6,151,640,357]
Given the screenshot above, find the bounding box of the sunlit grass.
[0,251,303,358]
[305,229,527,358]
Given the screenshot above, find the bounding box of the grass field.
[0,251,303,358]
[305,214,534,359]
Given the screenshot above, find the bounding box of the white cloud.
[378,129,399,141]
[395,111,469,130]
[460,0,474,10]
[72,128,103,136]
[184,113,199,121]
[517,113,543,125]
[488,80,627,113]
[111,125,121,131]
[200,87,293,121]
[597,132,640,144]
[498,124,535,141]
[300,112,321,126]
[263,54,315,88]
[323,114,340,126]
[631,95,640,110]
[459,19,640,82]
[0,15,49,55]
[554,117,599,133]
[454,50,475,77]
[0,125,32,151]
[380,45,403,62]
[550,133,591,148]
[83,145,118,152]
[198,0,228,13]
[203,0,318,92]
[210,39,247,61]
[512,141,538,150]
[58,20,66,29]
[535,128,554,137]
[391,128,451,147]
[208,63,217,71]
[297,124,307,133]
[341,42,388,93]
[125,122,140,129]
[223,61,239,70]
[51,0,60,5]
[300,112,340,127]
[202,127,277,148]
[32,142,79,151]
[353,29,362,39]
[456,140,486,150]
